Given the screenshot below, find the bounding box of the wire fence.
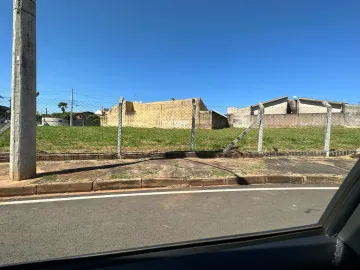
[0,95,359,154]
[0,96,11,135]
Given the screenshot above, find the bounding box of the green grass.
[211,169,231,177]
[0,126,359,153]
[142,169,159,175]
[110,173,130,179]
[40,174,57,182]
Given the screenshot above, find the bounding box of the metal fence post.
[323,101,332,157]
[118,97,124,158]
[70,88,73,126]
[223,117,261,153]
[257,102,264,153]
[190,99,196,151]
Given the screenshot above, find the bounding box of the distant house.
[41,111,100,126]
[297,98,343,114]
[94,108,109,116]
[251,96,288,115]
[100,98,228,129]
[74,111,100,126]
[227,96,360,128]
[74,111,94,120]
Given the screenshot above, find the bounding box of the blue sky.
[0,0,359,110]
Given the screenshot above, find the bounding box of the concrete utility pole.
[10,0,37,180]
[190,99,196,151]
[257,102,265,153]
[322,101,332,157]
[117,97,124,158]
[70,88,73,126]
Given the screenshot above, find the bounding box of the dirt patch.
[183,158,266,176]
[0,156,356,187]
[264,157,357,176]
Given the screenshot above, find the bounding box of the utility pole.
[10,0,37,181]
[117,97,124,158]
[190,99,196,151]
[322,101,332,157]
[257,102,264,153]
[70,88,73,126]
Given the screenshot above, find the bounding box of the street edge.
[0,175,343,197]
[0,150,358,163]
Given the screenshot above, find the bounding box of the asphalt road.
[0,185,338,265]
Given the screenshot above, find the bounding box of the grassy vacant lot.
[0,126,359,153]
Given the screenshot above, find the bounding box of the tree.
[170,98,175,101]
[51,112,74,120]
[85,114,100,126]
[57,102,68,113]
[36,112,42,122]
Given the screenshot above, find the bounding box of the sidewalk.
[0,156,357,196]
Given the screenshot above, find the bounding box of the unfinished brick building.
[100,98,228,129]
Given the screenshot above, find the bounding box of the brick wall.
[230,113,347,128]
[198,111,212,129]
[100,98,213,129]
[227,106,251,127]
[252,99,288,115]
[228,103,360,128]
[298,99,343,114]
[212,111,229,129]
[344,104,360,127]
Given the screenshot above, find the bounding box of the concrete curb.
[0,185,37,197]
[36,182,93,194]
[0,153,117,163]
[0,175,344,197]
[0,150,357,163]
[93,179,141,191]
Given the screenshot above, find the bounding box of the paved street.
[0,185,338,265]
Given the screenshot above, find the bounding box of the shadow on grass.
[163,150,223,159]
[183,158,249,185]
[36,159,151,178]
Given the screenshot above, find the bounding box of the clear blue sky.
[0,0,359,108]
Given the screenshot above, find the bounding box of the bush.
[85,114,100,126]
[36,113,42,122]
[50,112,75,120]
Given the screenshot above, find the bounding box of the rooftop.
[129,98,202,105]
[251,96,288,108]
[298,97,344,105]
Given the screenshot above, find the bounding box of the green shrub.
[50,112,75,120]
[85,114,100,126]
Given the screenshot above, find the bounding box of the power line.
[74,92,117,101]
